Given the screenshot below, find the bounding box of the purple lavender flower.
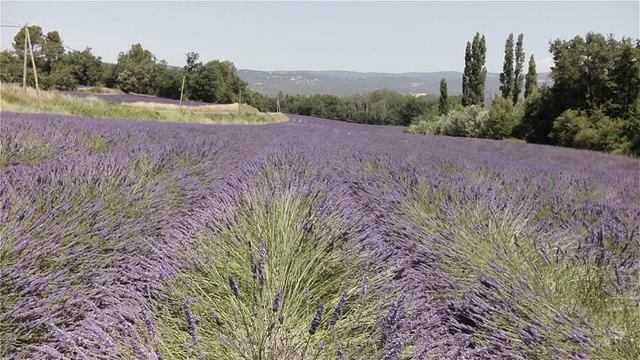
[360,276,368,301]
[329,291,348,326]
[183,298,204,359]
[273,291,281,312]
[211,309,222,326]
[309,300,325,335]
[250,256,257,279]
[259,239,267,287]
[228,275,239,298]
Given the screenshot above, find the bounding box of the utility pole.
[22,24,28,98]
[25,26,40,104]
[276,96,280,113]
[238,89,242,113]
[179,75,185,107]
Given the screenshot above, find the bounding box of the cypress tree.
[462,41,472,106]
[439,78,449,115]
[500,33,515,99]
[513,33,525,104]
[524,54,538,99]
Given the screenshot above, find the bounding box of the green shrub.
[405,120,433,135]
[483,97,522,140]
[551,109,590,147]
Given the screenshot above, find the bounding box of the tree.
[483,96,520,139]
[12,25,44,54]
[462,41,472,106]
[470,33,487,106]
[524,55,538,99]
[548,32,637,119]
[608,39,640,120]
[184,59,246,104]
[0,51,23,83]
[42,63,79,91]
[11,25,65,76]
[400,96,429,125]
[499,33,515,99]
[63,48,103,86]
[549,109,589,147]
[513,34,525,104]
[152,64,183,99]
[185,52,201,73]
[42,31,64,73]
[515,85,557,143]
[114,43,158,94]
[102,63,118,88]
[548,33,615,114]
[439,78,449,115]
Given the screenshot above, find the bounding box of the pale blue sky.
[1,1,638,73]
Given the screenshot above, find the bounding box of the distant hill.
[237,69,552,97]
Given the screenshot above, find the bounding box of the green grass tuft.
[155,170,393,359]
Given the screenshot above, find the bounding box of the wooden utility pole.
[179,75,186,107]
[25,26,40,104]
[22,24,28,97]
[276,97,281,113]
[238,90,242,113]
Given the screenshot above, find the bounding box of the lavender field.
[1,111,639,360]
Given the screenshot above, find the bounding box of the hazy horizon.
[1,1,638,74]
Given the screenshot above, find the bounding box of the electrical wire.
[1,19,23,26]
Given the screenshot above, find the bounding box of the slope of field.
[1,111,638,359]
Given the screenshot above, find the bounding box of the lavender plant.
[154,150,394,359]
[1,111,638,360]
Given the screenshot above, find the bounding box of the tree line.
[1,25,638,155]
[248,31,638,156]
[0,25,247,104]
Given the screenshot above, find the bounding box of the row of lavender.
[1,112,271,358]
[1,111,638,359]
[287,115,639,358]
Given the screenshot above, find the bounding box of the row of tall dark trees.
[0,25,247,104]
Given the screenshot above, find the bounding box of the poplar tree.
[499,33,515,100]
[462,41,472,106]
[471,33,487,106]
[524,54,538,99]
[513,33,525,104]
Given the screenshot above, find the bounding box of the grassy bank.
[0,83,287,125]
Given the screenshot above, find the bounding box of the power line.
[1,19,22,26]
[63,44,79,52]
[1,24,23,28]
